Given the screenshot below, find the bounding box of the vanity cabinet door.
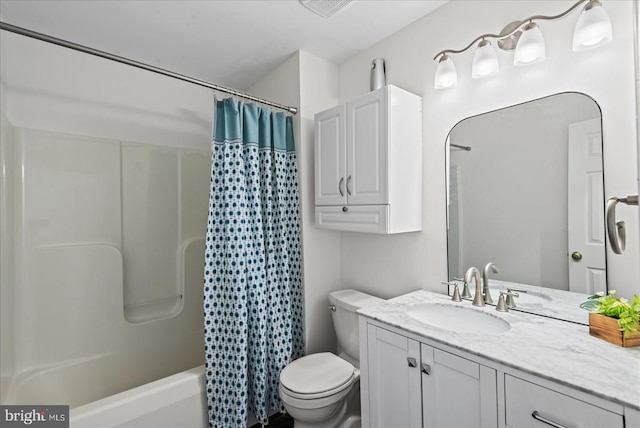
[365,324,422,428]
[421,344,498,428]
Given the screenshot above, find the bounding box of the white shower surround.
[0,31,212,406]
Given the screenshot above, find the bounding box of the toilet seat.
[280,353,355,400]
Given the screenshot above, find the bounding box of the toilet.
[279,289,383,428]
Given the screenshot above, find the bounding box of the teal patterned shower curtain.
[203,98,304,427]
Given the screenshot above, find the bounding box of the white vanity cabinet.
[314,85,422,234]
[360,317,632,428]
[362,323,497,428]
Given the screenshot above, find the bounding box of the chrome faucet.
[482,262,500,305]
[464,267,484,307]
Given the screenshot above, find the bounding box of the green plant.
[592,291,640,337]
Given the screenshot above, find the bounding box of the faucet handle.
[461,283,472,299]
[497,290,519,312]
[441,280,457,290]
[451,277,470,297]
[496,293,509,312]
[504,290,520,309]
[451,284,462,302]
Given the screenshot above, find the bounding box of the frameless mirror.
[446,93,604,324]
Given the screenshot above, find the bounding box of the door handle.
[571,251,582,261]
[606,195,638,254]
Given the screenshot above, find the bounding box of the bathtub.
[70,365,208,428]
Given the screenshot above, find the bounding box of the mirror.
[446,93,603,325]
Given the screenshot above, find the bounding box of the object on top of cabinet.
[314,84,422,234]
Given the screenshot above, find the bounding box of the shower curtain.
[203,98,304,427]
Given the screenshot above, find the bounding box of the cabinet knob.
[342,206,348,212]
[421,363,431,375]
[407,357,417,368]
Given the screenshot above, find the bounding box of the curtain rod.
[0,21,299,115]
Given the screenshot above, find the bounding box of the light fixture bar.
[433,0,590,60]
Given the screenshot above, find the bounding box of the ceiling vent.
[299,0,353,18]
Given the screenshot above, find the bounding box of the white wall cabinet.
[314,85,422,234]
[360,318,629,428]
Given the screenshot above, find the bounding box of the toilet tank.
[329,289,383,364]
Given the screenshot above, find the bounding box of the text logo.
[0,406,69,428]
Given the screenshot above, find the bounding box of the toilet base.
[338,413,361,428]
[281,380,360,428]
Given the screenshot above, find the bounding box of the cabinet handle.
[407,357,417,368]
[420,363,431,375]
[346,175,352,195]
[531,411,568,428]
[338,177,345,197]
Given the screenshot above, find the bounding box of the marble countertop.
[358,289,640,410]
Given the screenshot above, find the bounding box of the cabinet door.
[346,88,388,205]
[421,344,497,428]
[366,325,422,428]
[315,104,346,206]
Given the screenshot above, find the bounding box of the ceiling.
[0,0,447,91]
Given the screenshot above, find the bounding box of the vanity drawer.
[504,375,623,428]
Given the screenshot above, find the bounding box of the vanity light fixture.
[433,0,613,89]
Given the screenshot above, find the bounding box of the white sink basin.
[406,303,511,335]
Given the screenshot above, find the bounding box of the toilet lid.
[280,353,354,395]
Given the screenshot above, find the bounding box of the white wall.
[247,51,342,354]
[337,0,640,299]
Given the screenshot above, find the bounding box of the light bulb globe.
[514,22,545,66]
[573,1,612,51]
[472,40,499,79]
[434,54,458,89]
